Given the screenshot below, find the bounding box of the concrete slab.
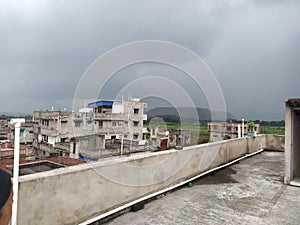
[107,151,300,225]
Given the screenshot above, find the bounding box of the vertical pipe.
[10,118,25,225]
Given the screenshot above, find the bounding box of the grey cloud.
[0,0,299,119]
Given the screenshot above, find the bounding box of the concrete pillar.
[284,105,292,184]
[242,119,245,137]
[238,124,241,138]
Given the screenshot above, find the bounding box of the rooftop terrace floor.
[107,151,300,225]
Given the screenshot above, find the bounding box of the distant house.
[149,125,169,150]
[208,121,260,142]
[0,142,34,160]
[168,129,191,147]
[9,121,35,145]
[149,126,191,150]
[69,134,105,159]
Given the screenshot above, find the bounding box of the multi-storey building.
[208,121,260,142]
[33,98,148,157]
[89,99,148,144]
[33,111,74,157]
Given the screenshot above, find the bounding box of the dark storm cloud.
[0,0,299,120]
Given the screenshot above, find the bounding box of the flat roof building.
[208,121,260,142]
[32,98,148,158]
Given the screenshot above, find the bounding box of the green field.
[147,122,285,147]
[165,123,285,145]
[259,126,285,135]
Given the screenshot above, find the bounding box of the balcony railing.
[40,127,58,136]
[97,127,128,134]
[94,113,126,121]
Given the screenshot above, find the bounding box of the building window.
[42,135,48,142]
[112,121,117,126]
[99,121,103,127]
[42,119,49,126]
[134,121,139,126]
[133,134,138,139]
[227,127,231,131]
[72,143,76,154]
[61,138,67,143]
[118,121,123,126]
[134,108,139,114]
[74,121,81,127]
[152,128,155,136]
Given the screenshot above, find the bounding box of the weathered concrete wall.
[285,106,292,184]
[17,135,284,225]
[266,135,285,151]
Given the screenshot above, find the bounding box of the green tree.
[247,121,256,131]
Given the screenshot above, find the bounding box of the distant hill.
[145,107,235,121]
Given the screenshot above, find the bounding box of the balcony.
[94,113,143,122]
[94,113,127,121]
[34,111,71,120]
[97,126,128,134]
[40,126,58,136]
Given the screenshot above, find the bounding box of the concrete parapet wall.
[17,135,284,225]
[266,134,285,151]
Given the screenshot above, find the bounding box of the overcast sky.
[0,0,299,120]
